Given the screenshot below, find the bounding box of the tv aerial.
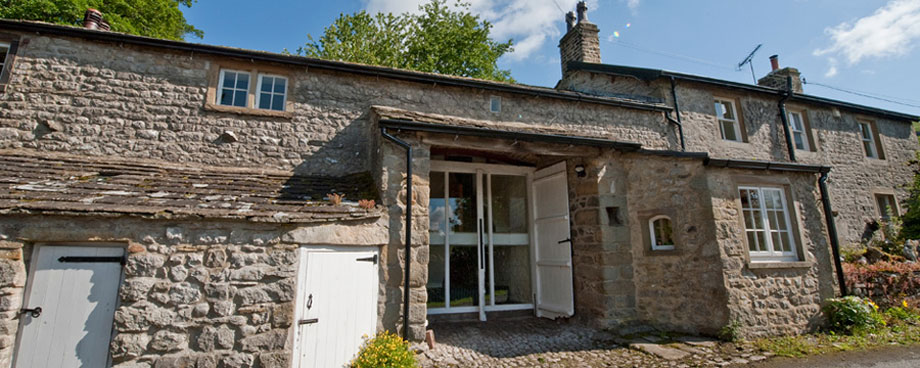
[737,44,762,83]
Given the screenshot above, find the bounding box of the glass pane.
[233,90,247,107]
[770,232,781,253]
[794,132,805,150]
[749,189,761,209]
[791,113,803,130]
[655,219,673,245]
[776,211,788,231]
[714,101,723,118]
[767,210,778,230]
[753,211,764,229]
[448,245,477,307]
[763,190,775,209]
[756,232,767,251]
[722,121,738,141]
[236,73,249,89]
[448,173,477,234]
[492,245,532,305]
[261,77,273,92]
[272,94,285,110]
[743,210,754,229]
[747,232,757,251]
[0,46,8,64]
[860,123,871,139]
[863,140,875,158]
[740,189,750,208]
[430,172,446,239]
[222,72,236,88]
[780,233,792,252]
[259,93,271,109]
[274,78,286,93]
[490,175,528,234]
[427,244,446,308]
[219,89,233,106]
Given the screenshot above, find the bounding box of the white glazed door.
[14,245,124,368]
[294,247,379,368]
[531,161,575,318]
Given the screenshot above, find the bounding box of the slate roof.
[0,150,381,223]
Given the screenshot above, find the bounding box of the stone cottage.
[0,3,917,367]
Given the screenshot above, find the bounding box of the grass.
[754,320,920,358]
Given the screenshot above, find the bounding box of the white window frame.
[874,193,898,221]
[648,215,675,251]
[858,121,878,159]
[739,186,798,262]
[216,69,251,108]
[256,74,288,111]
[715,98,742,142]
[788,111,809,151]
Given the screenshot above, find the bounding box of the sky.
[183,0,920,117]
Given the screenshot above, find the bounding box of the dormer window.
[206,64,293,117]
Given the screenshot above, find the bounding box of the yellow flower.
[903,300,910,308]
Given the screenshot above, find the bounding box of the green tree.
[0,0,202,41]
[900,132,920,240]
[302,0,514,82]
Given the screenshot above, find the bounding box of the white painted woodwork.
[293,247,379,368]
[532,161,575,318]
[14,245,124,368]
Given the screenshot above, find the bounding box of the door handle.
[558,238,572,244]
[20,307,42,318]
[298,318,319,325]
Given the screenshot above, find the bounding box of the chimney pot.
[770,55,779,71]
[83,8,103,30]
[576,1,589,23]
[566,11,576,31]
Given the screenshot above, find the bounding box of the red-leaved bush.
[844,261,920,308]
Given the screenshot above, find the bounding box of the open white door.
[14,245,124,368]
[531,161,574,318]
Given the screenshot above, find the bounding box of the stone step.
[628,342,691,361]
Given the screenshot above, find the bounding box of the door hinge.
[356,255,378,264]
[58,256,126,265]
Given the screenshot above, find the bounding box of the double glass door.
[427,162,534,320]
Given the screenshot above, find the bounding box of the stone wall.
[708,169,837,337]
[0,31,676,179]
[0,214,388,367]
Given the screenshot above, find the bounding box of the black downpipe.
[669,77,687,151]
[819,171,848,296]
[381,128,413,340]
[778,76,796,162]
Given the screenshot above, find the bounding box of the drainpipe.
[819,170,847,296]
[668,77,686,151]
[381,128,413,340]
[778,76,796,162]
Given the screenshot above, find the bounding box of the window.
[715,98,742,142]
[788,111,809,151]
[217,69,250,108]
[490,96,501,113]
[874,193,898,221]
[257,74,287,111]
[649,215,675,250]
[858,121,884,159]
[0,42,9,72]
[739,186,797,261]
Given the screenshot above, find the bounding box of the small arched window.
[649,215,675,250]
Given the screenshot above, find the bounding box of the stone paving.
[417,317,770,368]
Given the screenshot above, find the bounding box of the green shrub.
[823,296,886,334]
[351,330,418,368]
[718,320,743,342]
[885,300,920,323]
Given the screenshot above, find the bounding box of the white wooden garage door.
[14,245,124,368]
[293,247,379,368]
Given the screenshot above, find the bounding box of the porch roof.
[0,150,381,223]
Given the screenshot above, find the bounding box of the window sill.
[204,102,293,119]
[747,261,812,269]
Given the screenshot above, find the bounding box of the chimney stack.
[83,9,110,31]
[757,54,803,93]
[559,1,600,76]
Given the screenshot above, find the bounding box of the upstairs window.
[715,98,742,142]
[874,193,898,221]
[257,74,288,111]
[218,69,250,108]
[739,186,797,262]
[788,111,810,151]
[648,215,675,251]
[858,121,884,159]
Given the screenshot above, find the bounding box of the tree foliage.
[899,149,920,240]
[0,0,202,40]
[301,0,514,82]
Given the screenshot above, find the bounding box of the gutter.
[668,77,687,151]
[380,128,413,340]
[778,76,797,162]
[819,171,848,296]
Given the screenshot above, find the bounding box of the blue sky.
[184,0,920,116]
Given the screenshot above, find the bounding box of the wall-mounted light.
[574,164,586,177]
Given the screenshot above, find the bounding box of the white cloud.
[625,0,640,15]
[824,57,838,78]
[362,0,598,61]
[814,0,920,65]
